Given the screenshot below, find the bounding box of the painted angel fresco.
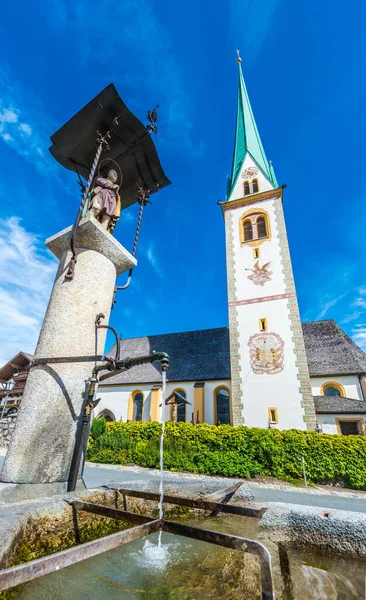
[246,261,273,286]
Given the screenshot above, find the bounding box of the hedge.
[87,420,366,489]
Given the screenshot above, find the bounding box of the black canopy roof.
[49,83,170,210]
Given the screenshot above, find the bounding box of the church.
[5,58,362,436]
[94,56,366,435]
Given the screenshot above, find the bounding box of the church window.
[257,216,267,238]
[321,382,345,397]
[132,392,143,421]
[96,409,116,422]
[268,408,278,424]
[259,318,267,332]
[243,179,260,196]
[243,220,253,241]
[214,387,231,425]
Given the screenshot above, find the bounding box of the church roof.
[103,319,366,385]
[313,395,366,414]
[226,57,278,201]
[104,327,230,385]
[302,320,366,376]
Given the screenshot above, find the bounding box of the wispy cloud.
[145,244,163,279]
[229,0,281,59]
[0,217,57,365]
[0,68,59,178]
[351,325,366,351]
[313,292,347,320]
[42,0,202,157]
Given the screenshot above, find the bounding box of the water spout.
[99,352,169,381]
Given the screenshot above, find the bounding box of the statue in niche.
[88,169,121,232]
[246,261,272,286]
[248,332,284,374]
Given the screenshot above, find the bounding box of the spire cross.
[236,49,242,63]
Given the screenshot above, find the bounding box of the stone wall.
[0,416,17,447]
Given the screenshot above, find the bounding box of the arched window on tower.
[215,387,231,425]
[243,220,253,241]
[243,181,250,195]
[257,216,267,239]
[252,178,259,193]
[132,392,143,421]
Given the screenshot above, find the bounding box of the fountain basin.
[0,482,366,598]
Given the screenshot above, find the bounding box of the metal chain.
[65,141,104,280]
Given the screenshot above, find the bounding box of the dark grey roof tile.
[314,395,366,414]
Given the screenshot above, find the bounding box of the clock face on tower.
[241,166,258,179]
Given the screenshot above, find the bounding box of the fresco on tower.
[248,332,284,374]
[246,261,273,286]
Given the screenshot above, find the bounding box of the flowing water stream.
[157,369,166,548]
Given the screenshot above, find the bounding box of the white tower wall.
[224,157,316,430]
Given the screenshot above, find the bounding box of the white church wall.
[316,414,366,435]
[95,380,232,425]
[95,384,153,422]
[310,376,363,400]
[230,154,275,202]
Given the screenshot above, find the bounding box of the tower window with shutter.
[257,216,267,238]
[243,220,253,241]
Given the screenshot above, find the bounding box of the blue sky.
[1,0,366,363]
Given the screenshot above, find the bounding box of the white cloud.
[0,68,61,179]
[42,0,201,157]
[0,217,57,365]
[351,325,366,351]
[1,133,13,142]
[0,108,18,124]
[19,122,32,136]
[313,292,347,320]
[145,244,163,279]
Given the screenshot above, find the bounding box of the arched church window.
[321,381,345,397]
[252,178,259,193]
[176,390,186,422]
[257,216,267,239]
[215,387,231,425]
[243,220,253,241]
[243,181,250,195]
[96,409,115,422]
[133,392,143,421]
[324,387,341,397]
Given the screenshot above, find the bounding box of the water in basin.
[14,515,366,599]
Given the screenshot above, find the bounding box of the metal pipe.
[99,351,169,382]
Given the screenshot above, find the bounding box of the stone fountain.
[0,83,170,502]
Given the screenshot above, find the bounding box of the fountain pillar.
[0,216,136,501]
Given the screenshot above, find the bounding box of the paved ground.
[83,461,366,514]
[1,452,366,513]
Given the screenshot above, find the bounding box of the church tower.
[222,54,316,430]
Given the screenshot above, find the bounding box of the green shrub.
[87,421,366,489]
[91,417,106,439]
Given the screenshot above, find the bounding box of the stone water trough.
[1,480,366,599]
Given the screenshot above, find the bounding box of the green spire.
[226,52,278,200]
